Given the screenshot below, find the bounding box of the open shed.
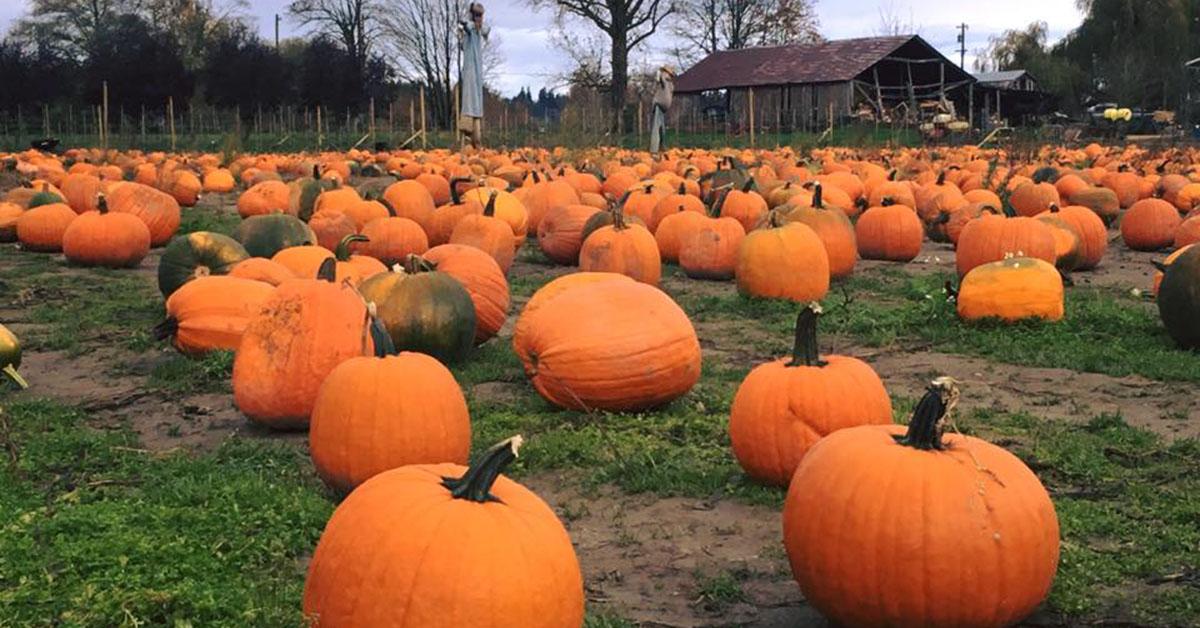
[673,35,977,135]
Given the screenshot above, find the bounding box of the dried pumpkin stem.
[895,378,960,451]
[811,182,824,209]
[442,436,524,503]
[316,257,337,282]
[786,304,827,367]
[483,191,498,217]
[3,364,29,390]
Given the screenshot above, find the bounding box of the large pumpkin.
[957,256,1064,323]
[1157,245,1200,349]
[237,181,292,217]
[855,199,923,262]
[1121,198,1181,251]
[0,323,28,389]
[358,256,477,363]
[512,272,635,346]
[783,378,1059,628]
[309,350,471,494]
[155,275,276,355]
[106,181,182,246]
[235,213,317,258]
[729,305,891,486]
[16,202,77,252]
[302,436,584,628]
[423,244,510,345]
[736,211,830,302]
[513,278,700,411]
[62,196,152,268]
[232,260,372,429]
[678,216,745,280]
[157,231,250,297]
[0,202,23,242]
[1039,204,1107,270]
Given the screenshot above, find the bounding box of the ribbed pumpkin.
[1151,245,1193,296]
[578,206,662,285]
[289,165,336,220]
[914,171,965,223]
[157,231,250,297]
[784,183,857,277]
[957,256,1064,322]
[729,305,891,486]
[955,214,1056,277]
[678,216,745,280]
[309,209,358,251]
[512,272,635,347]
[736,211,829,302]
[620,182,667,225]
[237,180,292,217]
[1035,214,1084,271]
[1157,245,1200,349]
[313,184,363,217]
[513,279,701,411]
[654,206,709,264]
[60,172,105,214]
[0,323,28,390]
[649,183,705,233]
[309,349,471,494]
[383,179,437,231]
[1175,216,1200,248]
[460,186,529,242]
[155,275,275,355]
[62,196,151,268]
[1068,186,1120,225]
[1009,181,1060,217]
[104,181,183,247]
[450,192,516,272]
[783,379,1059,628]
[232,260,372,429]
[302,437,584,628]
[855,199,923,262]
[235,213,318,258]
[358,256,477,363]
[16,202,77,252]
[202,168,236,193]
[164,169,202,207]
[720,179,769,231]
[228,257,296,286]
[423,244,510,345]
[523,173,582,231]
[359,216,430,266]
[1121,198,1181,251]
[272,244,336,279]
[426,178,482,246]
[537,203,599,265]
[340,197,393,231]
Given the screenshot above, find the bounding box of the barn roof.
[674,35,974,94]
[974,70,1031,85]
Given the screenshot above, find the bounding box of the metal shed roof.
[974,70,1031,85]
[674,35,972,94]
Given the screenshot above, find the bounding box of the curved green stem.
[785,304,826,367]
[448,176,473,205]
[336,234,368,261]
[442,436,524,503]
[3,364,28,390]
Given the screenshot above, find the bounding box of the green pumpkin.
[296,165,336,222]
[0,323,28,389]
[358,256,476,364]
[28,184,65,208]
[157,231,250,297]
[1031,166,1060,184]
[235,213,316,258]
[1157,246,1200,349]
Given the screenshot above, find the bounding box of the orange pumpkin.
[62,196,152,268]
[15,202,76,252]
[237,180,292,217]
[1122,198,1181,251]
[450,192,517,272]
[228,257,296,286]
[309,209,358,251]
[0,202,22,242]
[423,244,511,344]
[537,203,600,265]
[384,179,438,232]
[1009,181,1060,217]
[955,214,1056,277]
[720,180,769,231]
[106,181,182,246]
[156,275,276,355]
[783,183,857,278]
[678,216,745,280]
[958,256,1065,322]
[359,217,430,266]
[736,211,829,302]
[1175,216,1200,248]
[578,206,662,285]
[855,200,923,262]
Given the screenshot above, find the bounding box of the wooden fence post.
[748,87,755,147]
[101,81,109,151]
[168,97,176,152]
[419,85,427,149]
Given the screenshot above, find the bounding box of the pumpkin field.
[0,144,1198,627]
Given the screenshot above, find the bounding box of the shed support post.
[748,87,756,147]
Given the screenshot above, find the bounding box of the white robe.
[460,22,488,118]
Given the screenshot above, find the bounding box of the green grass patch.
[178,205,242,236]
[146,351,234,395]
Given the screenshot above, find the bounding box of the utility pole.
[956,23,968,68]
[275,14,281,49]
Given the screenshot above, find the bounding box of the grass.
[178,205,242,236]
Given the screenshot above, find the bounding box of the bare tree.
[530,0,674,133]
[874,0,918,37]
[144,0,250,71]
[288,0,381,82]
[13,0,141,58]
[671,0,820,64]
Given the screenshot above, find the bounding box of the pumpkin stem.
[531,170,541,184]
[895,377,960,451]
[442,436,524,503]
[312,164,321,180]
[936,171,946,186]
[741,178,756,193]
[483,191,498,217]
[1151,260,1167,272]
[708,184,732,217]
[316,257,337,282]
[96,193,109,214]
[336,234,368,261]
[2,364,28,390]
[366,303,397,357]
[880,197,895,207]
[448,176,472,206]
[811,181,824,209]
[402,254,436,274]
[152,317,179,341]
[678,182,686,195]
[786,304,826,368]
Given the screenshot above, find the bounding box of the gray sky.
[0,0,1084,96]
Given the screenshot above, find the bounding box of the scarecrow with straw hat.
[651,65,675,155]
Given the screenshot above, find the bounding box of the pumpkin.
[359,216,430,266]
[579,205,648,243]
[578,205,662,285]
[165,169,202,207]
[620,181,667,225]
[313,184,363,217]
[235,213,317,258]
[157,231,250,297]
[105,182,182,247]
[783,378,1059,628]
[955,214,1056,277]
[513,279,701,411]
[1035,214,1084,271]
[60,172,105,214]
[957,256,1064,322]
[358,256,477,363]
[237,180,292,217]
[310,349,471,494]
[155,275,276,355]
[1039,204,1107,270]
[1067,186,1120,225]
[423,244,510,345]
[426,178,483,246]
[523,173,582,231]
[1151,244,1194,296]
[1175,216,1200,248]
[450,191,516,272]
[202,168,236,193]
[228,257,296,286]
[914,171,965,223]
[720,179,769,231]
[0,323,28,389]
[736,211,829,302]
[855,199,923,262]
[62,195,152,268]
[649,183,705,233]
[22,182,66,209]
[729,304,891,486]
[233,259,373,429]
[678,216,745,280]
[654,205,708,264]
[309,209,358,251]
[1009,181,1060,217]
[461,186,529,241]
[512,272,635,347]
[537,203,600,265]
[340,197,393,231]
[383,179,438,232]
[1121,198,1181,251]
[302,436,584,628]
[783,182,857,277]
[272,244,336,279]
[15,202,76,252]
[1157,245,1200,349]
[289,165,336,220]
[0,202,22,242]
[415,172,452,205]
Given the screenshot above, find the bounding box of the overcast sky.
[0,0,1084,96]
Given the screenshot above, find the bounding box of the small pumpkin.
[15,202,76,252]
[955,214,1056,277]
[449,192,515,272]
[855,199,923,262]
[1121,198,1181,252]
[228,257,297,286]
[237,180,292,217]
[0,202,22,242]
[157,231,250,297]
[783,182,857,277]
[578,204,662,285]
[0,323,29,389]
[736,211,830,302]
[359,216,430,266]
[537,203,600,265]
[62,195,152,268]
[678,215,745,280]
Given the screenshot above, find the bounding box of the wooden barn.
[673,35,977,134]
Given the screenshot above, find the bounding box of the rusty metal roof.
[675,35,959,93]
